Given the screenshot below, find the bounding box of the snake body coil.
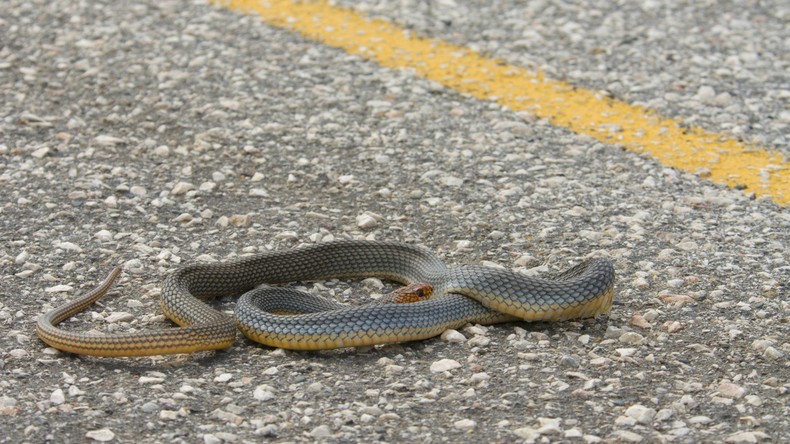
[36,240,615,356]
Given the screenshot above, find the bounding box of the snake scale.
[36,240,615,356]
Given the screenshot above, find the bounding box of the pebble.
[724,431,769,443]
[139,376,165,384]
[618,332,645,345]
[171,182,195,195]
[717,382,745,399]
[94,230,113,242]
[616,348,637,358]
[45,285,73,293]
[105,312,134,323]
[85,429,115,442]
[625,404,656,425]
[214,373,233,383]
[629,314,652,329]
[613,430,644,442]
[430,359,462,373]
[309,425,332,438]
[512,427,540,440]
[440,329,466,343]
[355,212,380,229]
[454,419,476,430]
[50,389,65,405]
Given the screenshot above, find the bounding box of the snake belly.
[36,240,615,356]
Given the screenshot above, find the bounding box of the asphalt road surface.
[1,1,787,443]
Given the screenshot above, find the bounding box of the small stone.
[45,285,74,293]
[50,389,65,405]
[470,372,490,383]
[724,431,767,443]
[355,212,380,229]
[338,174,354,184]
[559,355,580,367]
[663,321,684,333]
[160,410,179,420]
[629,314,651,329]
[643,309,660,321]
[454,419,476,430]
[676,241,698,251]
[85,428,115,442]
[153,145,170,156]
[253,385,275,401]
[467,335,490,347]
[513,427,540,440]
[94,230,113,242]
[138,376,165,384]
[440,175,464,187]
[310,425,332,438]
[717,382,745,399]
[249,188,268,197]
[618,332,645,345]
[604,326,623,339]
[688,415,712,424]
[214,373,232,383]
[105,312,134,323]
[625,404,656,425]
[613,430,643,442]
[130,186,147,197]
[659,294,695,306]
[228,214,252,227]
[8,349,29,359]
[763,346,783,360]
[430,359,462,373]
[537,417,562,434]
[95,135,125,146]
[616,348,637,358]
[57,241,83,253]
[200,181,216,191]
[171,182,195,195]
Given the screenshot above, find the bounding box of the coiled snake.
[37,240,615,356]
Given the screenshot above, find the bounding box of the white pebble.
[717,382,745,399]
[31,147,50,158]
[214,373,233,383]
[618,332,645,345]
[625,404,656,424]
[616,348,637,358]
[171,182,195,195]
[310,425,332,438]
[430,358,462,373]
[105,312,134,323]
[130,186,147,197]
[94,230,113,242]
[138,376,164,384]
[355,213,380,229]
[50,389,65,405]
[513,427,540,440]
[85,429,115,442]
[45,285,73,293]
[15,251,30,264]
[253,385,275,401]
[57,241,83,253]
[95,135,125,146]
[440,329,466,343]
[454,419,476,430]
[470,372,490,383]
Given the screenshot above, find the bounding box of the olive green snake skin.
[37,240,615,356]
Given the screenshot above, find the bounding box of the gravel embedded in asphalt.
[1,1,788,442]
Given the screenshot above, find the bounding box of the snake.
[36,240,615,356]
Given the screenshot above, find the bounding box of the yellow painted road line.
[217,0,789,206]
